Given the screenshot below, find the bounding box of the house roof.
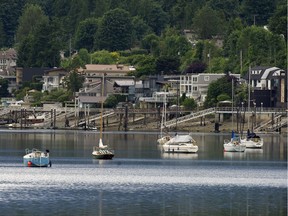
[84,64,132,72]
[22,67,51,82]
[78,96,106,103]
[43,67,68,76]
[244,66,284,80]
[0,48,17,60]
[113,80,135,87]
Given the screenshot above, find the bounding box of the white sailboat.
[241,129,263,148]
[223,76,245,152]
[240,66,264,148]
[224,131,246,152]
[157,92,171,145]
[92,74,114,160]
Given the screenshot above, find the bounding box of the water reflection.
[0,130,287,216]
[223,151,246,160]
[161,152,198,160]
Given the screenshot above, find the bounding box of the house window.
[193,86,198,91]
[192,77,198,82]
[204,76,209,81]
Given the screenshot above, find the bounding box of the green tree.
[16,5,61,67]
[104,94,118,108]
[182,97,197,110]
[144,4,169,35]
[192,5,226,39]
[97,8,132,51]
[224,26,286,73]
[268,3,287,39]
[240,0,276,26]
[131,16,152,46]
[0,78,10,97]
[91,50,119,64]
[64,71,85,96]
[15,4,49,45]
[156,56,180,74]
[141,34,160,55]
[74,18,99,52]
[42,88,71,103]
[208,0,240,21]
[0,20,6,47]
[0,0,25,46]
[204,74,237,108]
[160,28,191,57]
[135,55,157,77]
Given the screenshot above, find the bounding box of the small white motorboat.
[162,134,198,153]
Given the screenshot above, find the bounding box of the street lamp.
[253,102,256,131]
[260,102,263,123]
[261,102,263,112]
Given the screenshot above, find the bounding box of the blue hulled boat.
[23,148,52,167]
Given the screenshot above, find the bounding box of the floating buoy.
[27,161,32,167]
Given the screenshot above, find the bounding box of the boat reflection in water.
[223,151,246,160]
[161,152,198,160]
[224,148,264,160]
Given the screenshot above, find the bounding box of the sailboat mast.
[248,66,251,129]
[100,73,104,140]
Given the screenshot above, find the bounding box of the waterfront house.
[77,64,136,107]
[244,66,287,108]
[0,48,17,75]
[42,68,68,92]
[179,73,240,106]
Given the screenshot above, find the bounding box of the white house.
[180,73,241,104]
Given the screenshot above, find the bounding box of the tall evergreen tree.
[96,8,132,51]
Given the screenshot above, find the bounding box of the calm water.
[0,129,287,216]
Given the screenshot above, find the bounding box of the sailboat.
[159,91,198,153]
[224,130,246,152]
[157,92,171,145]
[92,74,114,159]
[223,76,245,152]
[240,66,264,148]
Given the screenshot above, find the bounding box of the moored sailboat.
[157,92,172,145]
[92,73,114,160]
[223,131,246,152]
[241,129,263,148]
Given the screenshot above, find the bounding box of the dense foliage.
[0,0,286,106]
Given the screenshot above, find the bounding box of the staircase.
[165,108,216,128]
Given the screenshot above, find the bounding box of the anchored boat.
[23,148,52,167]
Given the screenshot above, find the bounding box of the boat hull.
[23,157,50,167]
[241,138,263,148]
[92,149,114,160]
[162,143,198,153]
[223,143,246,152]
[23,149,51,167]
